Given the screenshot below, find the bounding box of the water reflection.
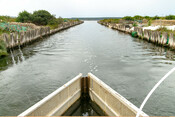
[133,38,175,63]
[1,36,175,71]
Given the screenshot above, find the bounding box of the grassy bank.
[47,18,80,29]
[99,14,175,27]
[0,10,81,58]
[0,29,10,35]
[99,19,120,23]
[156,27,175,35]
[0,29,8,57]
[99,15,175,36]
[0,38,8,58]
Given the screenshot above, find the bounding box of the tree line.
[0,10,80,29]
[99,15,175,25]
[122,15,175,21]
[16,10,62,26]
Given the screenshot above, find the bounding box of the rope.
[136,67,175,117]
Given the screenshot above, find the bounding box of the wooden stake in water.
[10,50,16,65]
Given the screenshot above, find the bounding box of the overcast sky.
[0,0,174,18]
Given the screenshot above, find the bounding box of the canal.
[0,21,175,116]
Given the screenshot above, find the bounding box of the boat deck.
[63,97,106,116]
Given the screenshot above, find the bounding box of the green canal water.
[0,21,175,116]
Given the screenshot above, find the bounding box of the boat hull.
[18,73,148,116]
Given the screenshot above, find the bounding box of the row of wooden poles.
[134,27,175,48]
[2,21,83,49]
[99,21,175,49]
[99,22,131,33]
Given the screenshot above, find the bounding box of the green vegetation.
[132,22,138,27]
[16,10,32,23]
[15,10,80,29]
[1,10,81,28]
[0,29,8,58]
[0,28,9,35]
[32,10,55,25]
[0,10,81,58]
[0,38,8,57]
[148,20,152,26]
[123,15,162,21]
[99,19,120,23]
[152,15,160,20]
[156,27,175,35]
[75,18,80,22]
[99,15,175,28]
[165,15,175,20]
[122,15,163,21]
[0,16,16,22]
[133,15,143,20]
[144,16,151,20]
[123,16,134,21]
[47,17,64,29]
[156,27,169,32]
[0,10,70,32]
[16,10,57,26]
[0,10,81,34]
[121,15,175,21]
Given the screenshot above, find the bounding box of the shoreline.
[98,21,175,51]
[0,21,84,57]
